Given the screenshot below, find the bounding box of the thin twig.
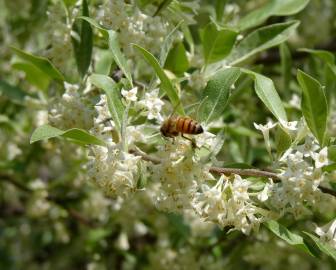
[209,167,279,180]
[129,148,336,198]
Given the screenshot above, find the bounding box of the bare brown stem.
[129,149,336,198]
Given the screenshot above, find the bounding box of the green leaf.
[95,49,114,75]
[159,21,184,66]
[133,44,184,115]
[303,232,336,261]
[12,62,50,91]
[0,80,27,103]
[154,0,174,16]
[264,220,314,256]
[78,16,133,86]
[300,49,336,101]
[299,48,335,65]
[275,124,292,157]
[89,74,124,135]
[328,145,336,162]
[72,0,93,77]
[239,0,309,30]
[215,0,228,22]
[202,22,237,65]
[280,43,292,92]
[30,124,106,146]
[165,43,189,75]
[242,69,287,122]
[322,163,336,173]
[11,47,65,81]
[297,70,328,146]
[107,30,133,87]
[199,67,241,124]
[226,21,299,65]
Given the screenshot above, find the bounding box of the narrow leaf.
[280,43,292,92]
[199,67,241,123]
[275,124,292,157]
[78,16,133,86]
[297,70,328,146]
[95,49,114,75]
[12,62,50,91]
[154,0,174,16]
[30,124,106,146]
[107,30,133,87]
[11,47,65,81]
[226,21,299,66]
[264,220,314,256]
[90,74,124,134]
[202,22,237,65]
[0,80,27,103]
[133,44,184,115]
[239,0,309,30]
[165,43,189,75]
[72,0,93,77]
[303,232,336,261]
[243,69,288,121]
[159,20,184,66]
[299,48,335,65]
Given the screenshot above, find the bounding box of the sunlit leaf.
[297,70,328,146]
[303,232,336,261]
[242,69,288,121]
[133,44,184,115]
[226,21,299,65]
[11,47,65,81]
[199,67,241,124]
[275,124,292,157]
[165,43,189,75]
[30,124,106,146]
[264,220,314,256]
[90,74,124,134]
[78,16,133,86]
[239,0,309,30]
[202,21,237,65]
[12,62,50,91]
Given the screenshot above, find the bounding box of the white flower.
[279,120,298,131]
[193,174,262,235]
[232,175,250,201]
[254,120,277,155]
[139,88,164,121]
[312,147,329,168]
[121,87,138,102]
[289,94,301,109]
[296,136,319,157]
[116,232,130,251]
[87,145,142,198]
[195,131,216,148]
[127,125,145,145]
[257,182,273,202]
[315,219,336,248]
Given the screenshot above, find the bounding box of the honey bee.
[160,116,204,138]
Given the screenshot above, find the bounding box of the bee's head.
[160,123,168,137]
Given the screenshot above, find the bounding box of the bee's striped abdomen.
[175,117,203,135]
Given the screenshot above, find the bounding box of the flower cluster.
[253,119,330,218]
[49,82,94,130]
[193,174,266,234]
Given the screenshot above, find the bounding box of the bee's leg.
[181,134,197,148]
